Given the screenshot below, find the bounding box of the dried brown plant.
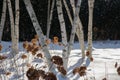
[78,66,87,76]
[26,67,40,80]
[45,72,57,80]
[73,66,87,77]
[90,57,94,62]
[0,44,2,51]
[31,38,37,45]
[37,53,43,58]
[86,51,90,56]
[5,72,11,76]
[51,56,63,66]
[21,54,27,59]
[102,78,107,80]
[117,66,120,75]
[115,62,118,68]
[0,55,7,60]
[73,67,80,74]
[57,66,67,76]
[23,41,28,49]
[53,36,59,44]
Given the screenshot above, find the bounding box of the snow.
[0,40,120,80]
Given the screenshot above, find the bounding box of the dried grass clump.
[90,57,94,62]
[5,72,11,76]
[0,55,7,60]
[51,56,63,66]
[102,78,107,80]
[45,72,57,80]
[53,36,59,44]
[36,53,43,58]
[21,54,27,59]
[0,44,2,51]
[73,67,80,74]
[23,41,28,49]
[86,51,90,57]
[57,66,67,76]
[73,66,87,77]
[26,67,40,80]
[31,46,39,55]
[117,66,120,75]
[31,38,37,45]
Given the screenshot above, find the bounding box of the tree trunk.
[87,0,95,59]
[65,0,85,58]
[56,0,68,71]
[46,0,55,38]
[14,0,19,54]
[0,0,7,43]
[68,0,82,59]
[7,0,17,55]
[23,0,56,73]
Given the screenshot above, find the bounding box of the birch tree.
[0,0,7,43]
[14,0,19,54]
[23,0,56,73]
[63,0,85,58]
[68,0,82,58]
[7,0,17,55]
[56,0,68,71]
[87,0,95,59]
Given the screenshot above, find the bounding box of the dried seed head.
[51,56,63,66]
[0,44,2,51]
[21,54,27,59]
[117,66,120,75]
[6,72,11,76]
[53,36,59,44]
[31,38,37,44]
[86,51,90,56]
[73,67,80,74]
[90,57,94,62]
[45,72,57,80]
[37,53,43,58]
[23,41,28,49]
[57,66,67,76]
[0,55,7,60]
[34,35,39,40]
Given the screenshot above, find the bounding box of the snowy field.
[0,40,120,80]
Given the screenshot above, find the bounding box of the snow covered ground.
[0,40,120,80]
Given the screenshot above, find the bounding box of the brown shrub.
[57,66,67,76]
[51,56,63,66]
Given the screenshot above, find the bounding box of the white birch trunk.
[87,0,95,58]
[56,0,68,71]
[68,0,85,58]
[68,0,82,56]
[46,0,55,38]
[23,0,56,73]
[7,0,17,55]
[0,0,7,43]
[46,0,51,38]
[14,0,19,54]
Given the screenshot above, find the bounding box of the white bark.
[67,0,85,58]
[68,0,82,59]
[14,0,19,54]
[46,0,55,38]
[87,0,95,58]
[23,0,56,73]
[7,0,17,54]
[56,0,68,71]
[0,0,7,42]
